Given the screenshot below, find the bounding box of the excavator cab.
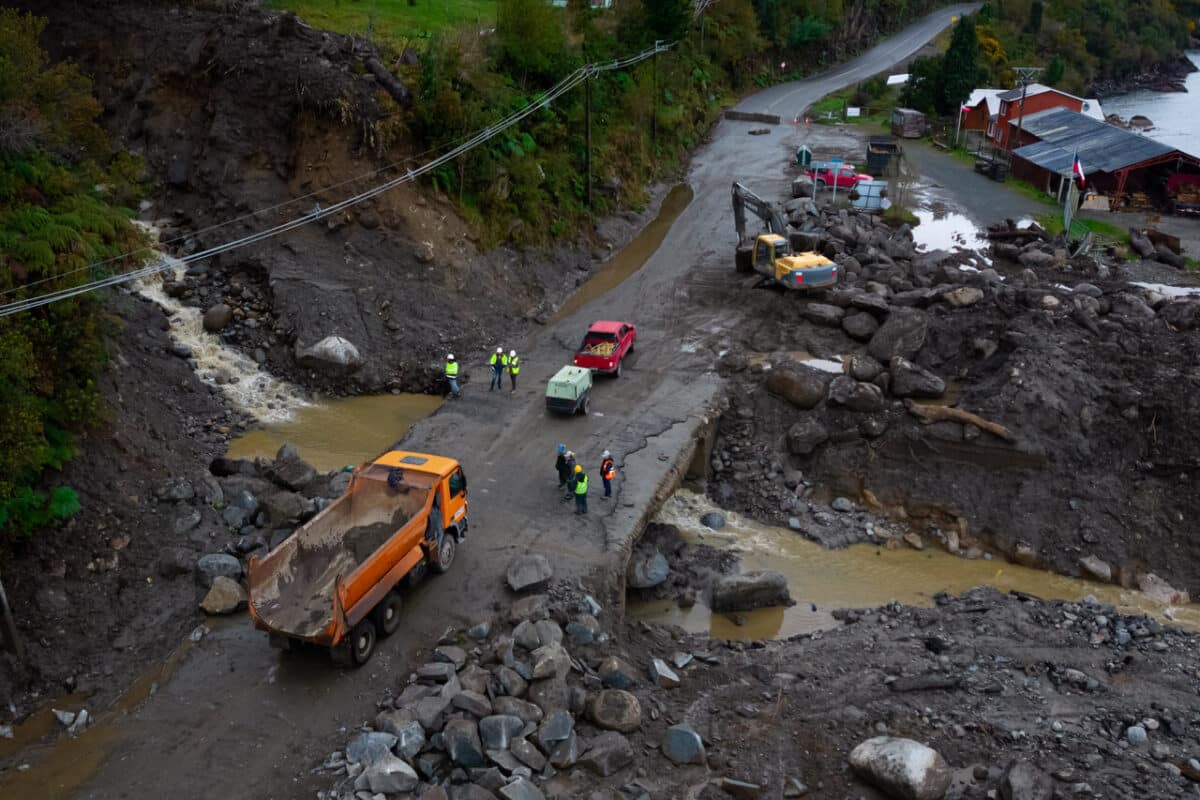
[753,233,838,288]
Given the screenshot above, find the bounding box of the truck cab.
[752,234,838,289]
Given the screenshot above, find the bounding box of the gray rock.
[532,619,562,647]
[199,576,247,615]
[526,676,572,714]
[506,554,553,592]
[531,642,570,680]
[479,715,525,751]
[842,312,880,341]
[459,664,492,695]
[599,656,639,689]
[548,731,581,768]
[510,737,547,771]
[508,594,550,623]
[486,748,523,774]
[579,731,634,777]
[1001,760,1053,800]
[536,710,574,750]
[468,621,492,640]
[765,368,829,409]
[565,616,599,646]
[700,511,726,530]
[710,571,792,612]
[849,737,951,800]
[414,693,453,732]
[296,335,363,374]
[346,731,399,765]
[786,418,829,455]
[889,357,945,399]
[801,302,845,326]
[495,665,528,697]
[417,661,458,683]
[444,718,486,768]
[169,342,193,359]
[867,308,929,362]
[453,690,494,718]
[650,658,680,688]
[1126,725,1148,746]
[661,723,705,765]
[358,753,419,794]
[434,645,468,669]
[827,376,884,412]
[156,478,196,502]
[382,716,425,760]
[172,509,202,535]
[498,776,545,800]
[202,304,233,333]
[491,697,542,725]
[1079,555,1112,582]
[259,490,312,527]
[848,354,884,382]
[944,286,983,307]
[831,496,854,512]
[195,553,242,587]
[513,620,542,651]
[587,689,642,733]
[267,451,318,493]
[157,547,195,579]
[720,778,764,799]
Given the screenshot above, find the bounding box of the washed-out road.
[7,7,979,799]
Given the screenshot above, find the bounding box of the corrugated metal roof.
[1012,107,1185,175]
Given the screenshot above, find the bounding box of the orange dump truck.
[247,450,467,665]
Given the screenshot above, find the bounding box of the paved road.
[9,9,976,800]
[908,140,1050,224]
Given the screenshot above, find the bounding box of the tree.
[787,15,832,48]
[1044,55,1065,86]
[900,55,943,113]
[496,0,575,84]
[1026,0,1043,33]
[940,15,984,112]
[643,0,693,42]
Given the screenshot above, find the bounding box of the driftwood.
[364,56,413,108]
[904,399,1015,443]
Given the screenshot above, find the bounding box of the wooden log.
[904,399,1015,443]
[364,56,413,108]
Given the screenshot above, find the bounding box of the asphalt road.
[13,9,977,799]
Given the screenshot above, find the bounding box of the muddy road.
[0,9,979,799]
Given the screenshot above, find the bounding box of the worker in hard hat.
[563,450,577,500]
[600,450,615,499]
[445,354,460,398]
[507,349,520,392]
[572,464,589,515]
[555,443,570,488]
[488,347,508,391]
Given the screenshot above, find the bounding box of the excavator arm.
[731,181,788,247]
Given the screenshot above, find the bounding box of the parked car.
[573,320,636,377]
[546,365,593,415]
[805,164,873,190]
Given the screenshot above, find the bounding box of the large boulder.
[266,445,319,491]
[626,550,669,589]
[443,719,485,768]
[842,312,880,341]
[579,731,634,777]
[202,304,233,333]
[259,490,312,527]
[200,576,247,614]
[1001,760,1052,800]
[786,418,829,455]
[196,553,242,587]
[710,571,792,612]
[296,335,363,374]
[943,286,983,307]
[1137,573,1190,605]
[867,308,929,362]
[765,367,829,409]
[827,376,885,412]
[801,303,845,327]
[507,554,553,592]
[346,731,399,765]
[1160,299,1200,330]
[889,357,945,399]
[849,737,952,800]
[587,690,642,733]
[357,753,419,795]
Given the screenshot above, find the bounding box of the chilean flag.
[1072,153,1086,188]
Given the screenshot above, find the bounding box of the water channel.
[628,490,1200,641]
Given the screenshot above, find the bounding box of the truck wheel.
[372,591,403,637]
[613,360,622,378]
[579,396,589,415]
[350,619,377,666]
[432,533,456,574]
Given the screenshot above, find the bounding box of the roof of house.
[991,83,1105,120]
[1012,107,1193,176]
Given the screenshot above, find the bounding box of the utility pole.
[1005,66,1042,161]
[585,71,593,208]
[652,40,662,155]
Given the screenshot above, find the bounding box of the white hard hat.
[448,354,455,360]
[496,347,503,353]
[602,450,610,457]
[510,349,517,357]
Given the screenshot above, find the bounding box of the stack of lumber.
[585,342,616,356]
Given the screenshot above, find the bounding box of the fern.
[47,486,80,519]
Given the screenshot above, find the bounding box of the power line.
[1,41,672,318]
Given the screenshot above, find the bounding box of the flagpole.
[955,102,964,148]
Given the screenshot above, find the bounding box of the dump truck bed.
[249,467,433,639]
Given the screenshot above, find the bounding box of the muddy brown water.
[553,183,694,322]
[628,490,1200,640]
[225,393,442,471]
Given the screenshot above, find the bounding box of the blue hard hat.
[557,443,565,452]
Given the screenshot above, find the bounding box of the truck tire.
[613,360,622,378]
[432,533,456,574]
[372,591,403,637]
[350,619,377,666]
[579,396,589,416]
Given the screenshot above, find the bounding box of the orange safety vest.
[601,458,615,480]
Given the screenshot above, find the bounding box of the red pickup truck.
[806,164,873,190]
[573,320,636,377]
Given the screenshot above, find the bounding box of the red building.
[987,84,1104,149]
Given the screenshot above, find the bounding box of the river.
[1100,52,1200,156]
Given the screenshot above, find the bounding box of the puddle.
[132,238,307,423]
[224,393,442,471]
[553,183,694,321]
[749,351,845,374]
[911,205,986,254]
[628,490,1200,641]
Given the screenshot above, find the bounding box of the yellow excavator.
[732,181,838,289]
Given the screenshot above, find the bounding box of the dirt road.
[6,11,975,799]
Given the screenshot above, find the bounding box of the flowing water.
[628,490,1200,641]
[224,393,442,471]
[1100,53,1200,156]
[553,183,694,321]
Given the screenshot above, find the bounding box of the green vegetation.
[0,11,145,541]
[1036,212,1129,243]
[269,0,497,49]
[902,14,984,114]
[883,204,919,224]
[808,79,899,128]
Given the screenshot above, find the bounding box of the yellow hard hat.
[574,465,582,473]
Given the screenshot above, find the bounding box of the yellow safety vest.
[574,474,588,494]
[508,356,520,375]
[445,361,459,378]
[490,354,508,367]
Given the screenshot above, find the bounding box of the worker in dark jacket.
[563,451,577,499]
[555,443,569,487]
[600,450,615,499]
[573,465,589,515]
